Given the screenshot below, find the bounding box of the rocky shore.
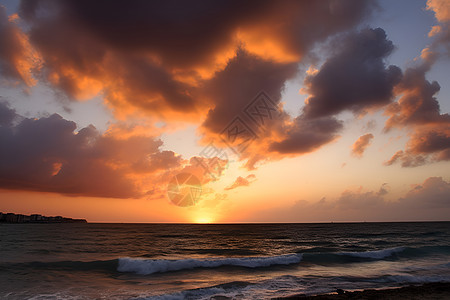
[274,282,450,299]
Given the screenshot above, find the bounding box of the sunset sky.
[0,0,449,223]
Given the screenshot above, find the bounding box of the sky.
[0,0,449,223]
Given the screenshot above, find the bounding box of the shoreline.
[274,282,450,299]
[0,212,87,223]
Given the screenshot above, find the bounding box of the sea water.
[1,222,449,299]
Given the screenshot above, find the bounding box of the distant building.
[5,213,18,223]
[0,212,87,223]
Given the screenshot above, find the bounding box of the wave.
[117,254,302,275]
[299,247,407,265]
[338,246,405,259]
[3,245,448,276]
[117,247,411,275]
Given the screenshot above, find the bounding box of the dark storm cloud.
[7,0,433,176]
[269,116,343,154]
[0,99,17,125]
[379,1,450,168]
[10,0,376,118]
[302,28,402,118]
[268,28,401,157]
[384,55,450,167]
[201,28,402,160]
[18,0,376,68]
[202,48,298,135]
[385,59,450,129]
[18,0,267,68]
[0,101,182,198]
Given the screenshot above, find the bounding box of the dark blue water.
[1,222,450,299]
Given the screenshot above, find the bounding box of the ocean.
[1,222,450,299]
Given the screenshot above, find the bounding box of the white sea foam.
[338,247,405,259]
[118,254,302,275]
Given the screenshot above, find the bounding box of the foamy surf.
[117,254,302,275]
[338,247,406,259]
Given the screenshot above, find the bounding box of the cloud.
[377,183,389,196]
[0,99,17,126]
[0,101,184,198]
[384,125,450,167]
[385,58,449,129]
[426,0,450,56]
[384,55,450,167]
[225,174,256,191]
[427,0,450,22]
[0,0,382,173]
[18,0,376,67]
[199,48,300,167]
[384,150,428,167]
[401,177,450,208]
[408,126,450,159]
[182,156,229,184]
[201,48,297,136]
[302,28,402,118]
[269,116,343,154]
[268,28,400,160]
[6,0,375,121]
[333,177,450,218]
[351,133,374,157]
[248,177,450,222]
[0,6,38,86]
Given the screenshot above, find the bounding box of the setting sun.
[193,215,215,224]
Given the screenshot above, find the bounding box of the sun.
[194,215,214,224]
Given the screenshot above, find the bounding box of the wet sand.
[275,282,450,299]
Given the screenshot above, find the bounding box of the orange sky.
[0,0,449,222]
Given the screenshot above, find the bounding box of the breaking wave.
[117,254,302,275]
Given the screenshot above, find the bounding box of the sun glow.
[194,215,214,224]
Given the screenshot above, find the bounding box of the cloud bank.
[249,177,450,222]
[0,0,448,202]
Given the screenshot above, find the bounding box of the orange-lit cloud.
[0,6,40,86]
[0,101,174,197]
[1,0,449,208]
[384,54,450,167]
[225,174,256,191]
[352,133,374,157]
[0,1,387,177]
[384,124,450,167]
[0,100,232,199]
[426,0,450,56]
[9,0,375,121]
[427,0,450,22]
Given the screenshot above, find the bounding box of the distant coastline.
[0,212,87,223]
